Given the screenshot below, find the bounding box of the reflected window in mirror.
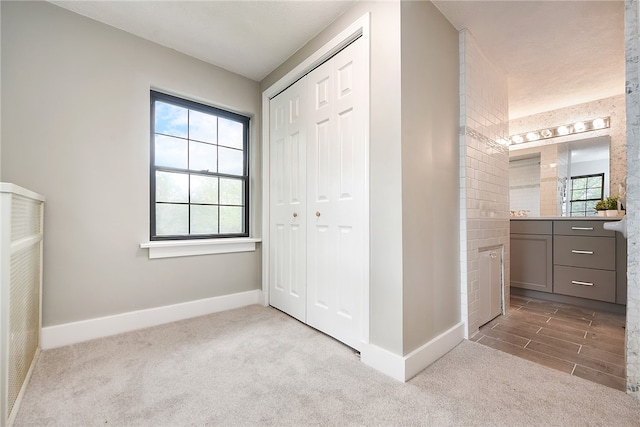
[569,173,604,217]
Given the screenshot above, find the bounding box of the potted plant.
[595,199,607,217]
[605,196,619,217]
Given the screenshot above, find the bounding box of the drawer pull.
[571,250,594,255]
[571,227,594,231]
[572,280,594,287]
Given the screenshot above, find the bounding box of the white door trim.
[261,13,371,345]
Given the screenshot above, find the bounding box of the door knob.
[316,211,321,217]
[293,212,298,218]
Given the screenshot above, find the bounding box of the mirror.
[509,154,541,216]
[509,136,610,217]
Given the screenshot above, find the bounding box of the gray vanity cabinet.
[553,221,617,302]
[511,218,626,307]
[510,220,553,293]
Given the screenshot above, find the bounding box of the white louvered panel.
[7,244,40,417]
[1,183,45,427]
[10,196,41,242]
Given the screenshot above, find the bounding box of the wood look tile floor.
[471,295,626,391]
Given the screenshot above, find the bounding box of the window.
[569,173,604,217]
[150,91,249,240]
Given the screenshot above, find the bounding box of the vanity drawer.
[554,265,616,302]
[511,220,552,235]
[553,220,615,237]
[554,235,615,270]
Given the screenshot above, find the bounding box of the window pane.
[572,177,587,189]
[220,206,243,233]
[156,171,188,203]
[191,175,218,204]
[586,188,602,199]
[586,200,598,213]
[156,203,188,235]
[219,117,243,149]
[219,178,243,205]
[155,135,188,169]
[189,141,217,172]
[189,110,217,144]
[155,101,188,138]
[587,176,603,188]
[571,189,586,200]
[219,147,244,175]
[572,201,586,213]
[191,205,218,234]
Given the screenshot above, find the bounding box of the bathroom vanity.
[511,217,626,312]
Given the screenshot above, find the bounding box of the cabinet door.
[268,78,307,322]
[479,248,502,326]
[511,234,553,292]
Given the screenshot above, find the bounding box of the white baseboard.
[361,322,465,382]
[360,342,406,381]
[404,321,465,380]
[41,289,263,349]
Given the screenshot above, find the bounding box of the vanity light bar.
[509,117,610,145]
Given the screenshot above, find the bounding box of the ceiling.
[49,0,356,82]
[49,0,625,120]
[433,0,624,119]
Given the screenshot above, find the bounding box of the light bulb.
[541,129,553,138]
[557,125,570,135]
[574,121,586,132]
[511,135,524,144]
[526,132,540,141]
[592,118,606,129]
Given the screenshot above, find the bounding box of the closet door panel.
[310,224,331,309]
[337,225,356,320]
[338,109,355,199]
[269,79,307,322]
[313,119,331,202]
[306,38,365,350]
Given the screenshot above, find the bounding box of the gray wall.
[400,1,460,354]
[1,1,262,326]
[262,0,460,356]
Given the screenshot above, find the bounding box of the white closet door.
[269,78,307,322]
[306,38,366,350]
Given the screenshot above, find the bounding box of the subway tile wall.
[459,30,510,337]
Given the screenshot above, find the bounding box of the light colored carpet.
[14,305,640,426]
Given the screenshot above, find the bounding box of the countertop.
[510,216,624,221]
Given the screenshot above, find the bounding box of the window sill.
[140,237,261,259]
